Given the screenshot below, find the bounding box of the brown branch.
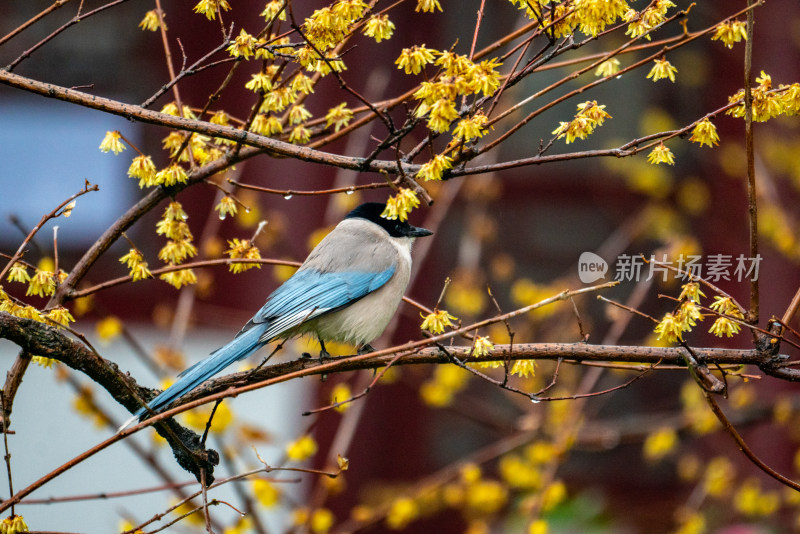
[744,0,759,328]
[0,0,73,48]
[0,313,219,495]
[702,390,800,492]
[0,70,420,176]
[5,0,131,71]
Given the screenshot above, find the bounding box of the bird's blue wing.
[130,266,394,422]
[245,267,396,342]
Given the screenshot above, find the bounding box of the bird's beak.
[407,225,433,238]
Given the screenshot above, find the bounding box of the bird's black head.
[345,202,433,238]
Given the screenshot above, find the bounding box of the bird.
[124,202,432,427]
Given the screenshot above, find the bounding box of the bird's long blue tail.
[123,326,266,428]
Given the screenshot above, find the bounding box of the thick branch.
[0,312,218,484]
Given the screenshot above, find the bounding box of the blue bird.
[123,202,432,427]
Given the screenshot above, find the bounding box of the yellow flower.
[712,20,747,49]
[677,300,702,330]
[31,355,58,368]
[1,515,29,534]
[381,188,420,222]
[673,513,705,534]
[252,478,281,508]
[528,519,549,534]
[288,125,312,144]
[287,434,318,461]
[646,58,677,82]
[245,71,274,93]
[471,336,494,358]
[325,103,353,132]
[119,249,152,282]
[310,508,334,534]
[159,240,198,264]
[453,112,489,142]
[291,73,315,95]
[363,14,395,42]
[552,101,611,143]
[703,456,735,498]
[642,427,678,461]
[646,142,675,165]
[209,111,230,125]
[99,131,126,154]
[395,45,438,75]
[139,10,163,31]
[595,58,621,77]
[160,102,196,118]
[733,478,780,516]
[416,0,442,12]
[96,316,123,343]
[160,268,198,289]
[214,196,238,220]
[193,0,230,20]
[261,0,287,21]
[708,296,744,337]
[7,263,30,284]
[654,312,682,343]
[574,0,630,37]
[416,154,453,181]
[465,480,508,514]
[426,98,459,133]
[154,163,188,187]
[467,58,503,97]
[289,105,313,125]
[678,281,705,302]
[182,401,234,433]
[250,114,283,136]
[510,359,535,378]
[26,269,56,298]
[541,480,568,512]
[46,306,75,326]
[689,118,720,147]
[228,29,257,59]
[127,155,157,188]
[386,497,419,530]
[225,238,262,273]
[420,309,458,334]
[330,382,352,413]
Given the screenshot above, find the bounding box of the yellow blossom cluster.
[0,515,28,534]
[508,0,632,38]
[381,188,420,221]
[727,71,800,122]
[646,58,678,82]
[419,364,470,407]
[119,248,152,282]
[420,308,458,334]
[646,142,675,166]
[552,100,612,144]
[406,49,502,134]
[624,0,676,40]
[707,296,744,338]
[653,282,705,343]
[711,20,747,49]
[156,202,198,289]
[286,434,318,461]
[225,238,262,273]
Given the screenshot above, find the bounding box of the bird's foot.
[318,348,331,363]
[358,344,375,355]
